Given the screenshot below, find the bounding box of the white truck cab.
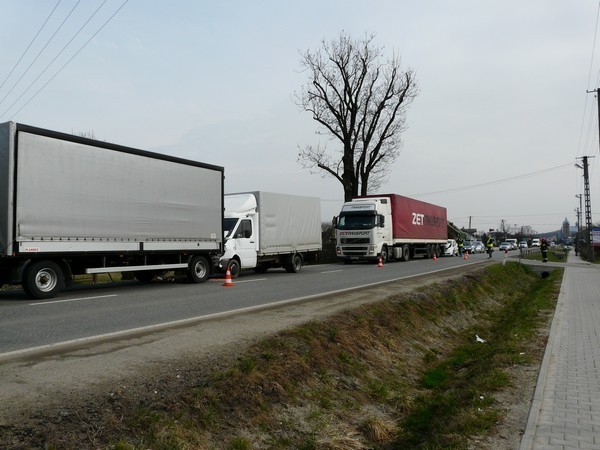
[222,194,259,273]
[336,198,392,261]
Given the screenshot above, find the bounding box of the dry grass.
[45,262,560,449]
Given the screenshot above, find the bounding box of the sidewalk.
[520,252,600,449]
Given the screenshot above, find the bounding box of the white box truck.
[0,122,224,298]
[220,191,322,276]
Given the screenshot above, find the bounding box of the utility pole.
[577,156,594,261]
[575,194,582,254]
[584,85,600,261]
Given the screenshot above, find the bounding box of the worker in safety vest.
[457,237,464,257]
[540,238,548,262]
[486,236,494,259]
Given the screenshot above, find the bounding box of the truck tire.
[187,255,210,283]
[425,244,433,259]
[401,245,410,262]
[284,254,303,273]
[23,260,65,299]
[381,246,389,263]
[227,259,241,278]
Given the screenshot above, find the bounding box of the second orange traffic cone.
[377,256,383,268]
[464,251,469,260]
[223,268,235,287]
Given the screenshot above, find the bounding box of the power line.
[0,0,109,119]
[0,0,81,110]
[408,162,572,197]
[0,0,62,91]
[6,0,130,119]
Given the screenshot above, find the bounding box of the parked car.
[444,239,459,256]
[473,241,485,253]
[499,242,512,251]
[518,240,528,249]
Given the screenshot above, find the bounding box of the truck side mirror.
[332,216,338,228]
[379,215,385,227]
[244,229,252,239]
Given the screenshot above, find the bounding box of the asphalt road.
[0,251,497,357]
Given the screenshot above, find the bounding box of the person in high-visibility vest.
[486,236,494,259]
[540,238,548,262]
[457,237,464,257]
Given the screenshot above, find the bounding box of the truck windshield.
[224,218,238,238]
[337,213,376,230]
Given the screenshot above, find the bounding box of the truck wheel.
[187,256,210,283]
[381,246,389,263]
[23,260,65,299]
[285,254,303,273]
[227,259,241,278]
[401,245,410,262]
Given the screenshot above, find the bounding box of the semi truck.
[219,191,322,276]
[335,194,447,263]
[0,122,224,299]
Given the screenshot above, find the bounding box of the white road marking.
[29,294,118,306]
[321,270,343,274]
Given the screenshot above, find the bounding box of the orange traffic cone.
[433,253,437,261]
[464,251,469,260]
[223,268,235,287]
[377,256,383,268]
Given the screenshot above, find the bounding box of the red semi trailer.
[335,194,448,263]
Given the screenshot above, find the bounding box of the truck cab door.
[233,219,258,269]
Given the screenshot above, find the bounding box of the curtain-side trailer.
[0,122,224,299]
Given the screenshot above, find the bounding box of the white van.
[443,239,458,256]
[505,238,518,250]
[531,238,541,247]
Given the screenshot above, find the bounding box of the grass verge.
[46,262,561,449]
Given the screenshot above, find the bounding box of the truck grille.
[340,246,370,256]
[340,238,370,244]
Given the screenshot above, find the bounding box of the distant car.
[518,241,528,249]
[531,238,541,247]
[499,242,512,251]
[473,241,485,253]
[505,238,518,249]
[463,240,475,254]
[444,239,458,256]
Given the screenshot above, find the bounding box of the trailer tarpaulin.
[359,194,447,241]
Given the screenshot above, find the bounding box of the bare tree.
[295,32,418,201]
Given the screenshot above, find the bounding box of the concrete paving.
[520,252,600,449]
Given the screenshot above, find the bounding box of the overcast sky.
[1,1,599,234]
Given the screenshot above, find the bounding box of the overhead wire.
[408,162,572,197]
[0,0,62,91]
[577,1,600,160]
[3,0,129,120]
[0,0,109,119]
[0,0,81,110]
